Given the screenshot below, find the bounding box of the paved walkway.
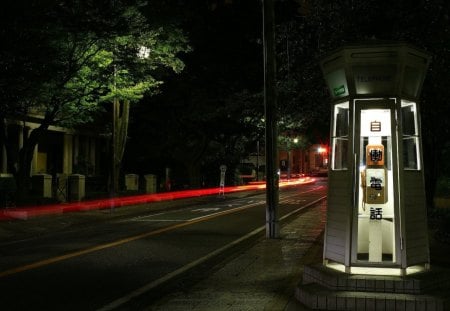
[148,200,327,311]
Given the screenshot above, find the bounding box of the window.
[331,102,349,170]
[401,100,420,170]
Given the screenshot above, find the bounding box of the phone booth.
[322,43,431,275]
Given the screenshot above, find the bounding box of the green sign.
[333,85,346,97]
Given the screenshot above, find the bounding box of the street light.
[111,45,150,196]
[287,137,299,180]
[137,45,151,59]
[317,146,326,153]
[316,145,328,173]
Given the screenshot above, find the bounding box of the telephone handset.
[362,144,387,205]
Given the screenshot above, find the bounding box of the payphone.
[320,43,430,274]
[362,145,389,262]
[363,144,387,206]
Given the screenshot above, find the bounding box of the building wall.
[241,144,329,180]
[279,144,329,176]
[1,121,106,177]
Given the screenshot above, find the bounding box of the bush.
[436,176,450,197]
[429,208,450,243]
[0,177,16,208]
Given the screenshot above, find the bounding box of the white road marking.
[191,208,221,212]
[97,195,327,311]
[131,219,184,222]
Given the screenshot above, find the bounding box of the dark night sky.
[130,0,449,182]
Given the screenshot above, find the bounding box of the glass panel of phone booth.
[356,108,396,264]
[331,102,349,170]
[401,100,420,170]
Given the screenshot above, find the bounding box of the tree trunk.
[179,135,208,189]
[15,126,46,204]
[111,98,130,194]
[1,112,53,204]
[187,162,202,188]
[1,96,60,204]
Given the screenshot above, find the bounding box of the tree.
[1,0,115,200]
[100,20,190,193]
[275,0,450,207]
[125,0,264,188]
[0,0,190,201]
[124,0,449,196]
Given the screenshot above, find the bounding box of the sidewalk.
[148,200,327,311]
[144,198,450,311]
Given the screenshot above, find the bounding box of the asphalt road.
[0,179,327,310]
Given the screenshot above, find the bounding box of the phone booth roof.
[320,42,430,101]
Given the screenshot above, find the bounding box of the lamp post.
[317,145,327,172]
[256,140,260,181]
[111,45,150,196]
[287,141,291,180]
[289,137,299,179]
[111,63,118,196]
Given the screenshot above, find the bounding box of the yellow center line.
[0,201,263,278]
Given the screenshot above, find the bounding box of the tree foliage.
[275,0,450,206]
[0,0,190,199]
[125,0,264,187]
[125,0,449,198]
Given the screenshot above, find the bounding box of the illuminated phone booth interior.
[321,43,430,275]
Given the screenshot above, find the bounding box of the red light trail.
[0,177,314,221]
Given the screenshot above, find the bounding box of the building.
[278,143,329,178]
[1,113,108,201]
[240,143,329,182]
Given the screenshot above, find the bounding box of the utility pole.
[263,0,279,238]
[111,97,118,195]
[256,140,259,181]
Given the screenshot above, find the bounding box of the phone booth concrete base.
[296,43,450,310]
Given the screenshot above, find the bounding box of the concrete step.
[303,264,450,295]
[296,281,448,311]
